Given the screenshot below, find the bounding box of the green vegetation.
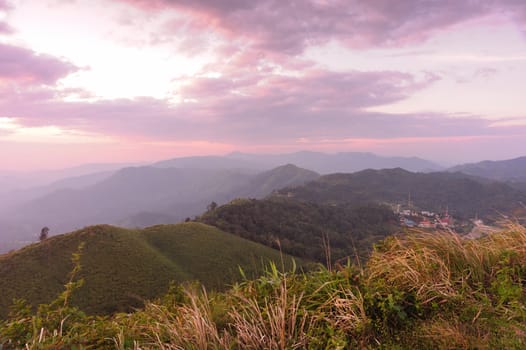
[199,197,398,263]
[279,168,526,220]
[2,225,526,349]
[0,222,298,318]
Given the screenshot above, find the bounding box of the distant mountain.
[233,164,320,199]
[153,155,263,171]
[448,156,526,191]
[277,168,526,220]
[0,170,114,213]
[0,164,319,251]
[199,197,398,263]
[0,222,299,318]
[0,163,134,194]
[449,156,526,181]
[6,167,251,235]
[155,151,442,174]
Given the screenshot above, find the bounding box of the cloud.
[0,22,11,34]
[119,0,517,55]
[0,43,77,86]
[0,0,13,34]
[1,64,523,149]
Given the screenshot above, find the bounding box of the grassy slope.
[0,222,298,317]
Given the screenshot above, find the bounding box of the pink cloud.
[118,0,521,55]
[0,0,12,34]
[0,43,77,86]
[1,64,524,149]
[0,22,11,34]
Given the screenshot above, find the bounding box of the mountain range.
[155,151,442,174]
[0,164,318,252]
[278,168,526,220]
[2,152,526,253]
[448,156,526,191]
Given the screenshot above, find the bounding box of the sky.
[1,0,526,170]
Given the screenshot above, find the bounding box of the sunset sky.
[1,0,526,170]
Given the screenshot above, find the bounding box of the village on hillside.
[393,196,499,238]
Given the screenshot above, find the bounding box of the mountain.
[0,164,318,252]
[226,151,443,173]
[6,167,252,236]
[0,163,134,194]
[0,170,114,213]
[199,197,398,263]
[233,164,319,199]
[156,151,442,174]
[448,156,526,191]
[0,222,299,318]
[153,155,263,171]
[277,168,526,220]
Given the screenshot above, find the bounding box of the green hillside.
[199,197,398,263]
[0,222,299,318]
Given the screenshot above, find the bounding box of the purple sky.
[1,0,526,170]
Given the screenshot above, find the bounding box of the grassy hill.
[0,222,299,318]
[278,168,526,220]
[199,197,398,263]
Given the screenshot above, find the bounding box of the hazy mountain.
[0,170,115,213]
[278,168,526,220]
[7,167,251,234]
[233,164,320,199]
[0,222,299,317]
[0,163,135,194]
[448,156,526,192]
[153,155,263,171]
[226,151,442,173]
[449,156,526,181]
[155,151,442,174]
[0,164,319,251]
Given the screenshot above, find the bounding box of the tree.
[207,201,218,212]
[40,227,49,241]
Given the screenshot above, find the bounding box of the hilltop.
[0,222,299,318]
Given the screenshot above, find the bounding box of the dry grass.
[366,225,526,305]
[136,288,232,350]
[229,279,313,350]
[418,317,490,350]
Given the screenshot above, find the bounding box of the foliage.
[2,225,526,349]
[199,197,398,263]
